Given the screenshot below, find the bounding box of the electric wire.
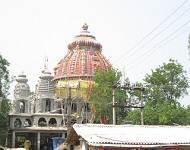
[128,28,189,80]
[119,6,190,65]
[113,0,189,64]
[125,19,190,71]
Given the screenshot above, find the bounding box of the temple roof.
[54,24,111,80]
[14,73,30,99]
[36,62,55,98]
[69,124,190,147]
[67,23,102,51]
[16,74,28,83]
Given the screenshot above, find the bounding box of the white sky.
[0,0,190,105]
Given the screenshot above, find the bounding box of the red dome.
[54,24,111,80]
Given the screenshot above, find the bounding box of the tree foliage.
[89,59,189,125]
[90,68,124,123]
[0,54,10,146]
[145,59,189,103]
[127,101,188,125]
[127,59,189,125]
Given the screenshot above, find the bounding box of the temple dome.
[54,23,111,80]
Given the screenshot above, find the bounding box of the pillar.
[112,88,116,125]
[62,132,65,138]
[37,132,40,150]
[12,131,15,148]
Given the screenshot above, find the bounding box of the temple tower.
[35,63,56,113]
[13,74,31,114]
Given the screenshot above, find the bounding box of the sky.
[0,0,190,105]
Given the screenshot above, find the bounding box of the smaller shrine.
[8,68,66,150]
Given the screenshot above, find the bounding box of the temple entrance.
[8,131,65,150]
[15,132,36,150]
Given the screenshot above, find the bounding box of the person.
[24,140,31,150]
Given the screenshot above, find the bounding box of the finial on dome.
[82,23,88,31]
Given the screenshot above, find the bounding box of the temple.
[8,23,111,150]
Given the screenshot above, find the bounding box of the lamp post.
[112,88,116,125]
[0,97,2,111]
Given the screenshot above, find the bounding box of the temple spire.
[82,23,88,31]
[44,56,48,71]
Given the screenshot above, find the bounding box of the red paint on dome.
[54,24,111,80]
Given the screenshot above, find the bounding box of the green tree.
[185,105,190,124]
[90,68,124,123]
[127,101,188,125]
[145,59,189,104]
[0,54,10,146]
[127,59,189,125]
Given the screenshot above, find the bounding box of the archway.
[49,118,57,127]
[24,119,32,127]
[38,118,47,127]
[71,103,77,112]
[14,118,22,128]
